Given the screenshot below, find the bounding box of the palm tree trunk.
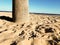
[15,0,29,24]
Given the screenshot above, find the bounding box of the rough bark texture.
[15,0,29,23]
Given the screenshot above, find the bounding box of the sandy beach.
[0,12,12,18]
[0,12,60,45]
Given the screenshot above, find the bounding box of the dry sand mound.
[0,14,60,45]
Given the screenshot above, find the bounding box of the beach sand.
[0,12,12,18]
[0,12,60,45]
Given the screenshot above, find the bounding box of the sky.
[29,0,60,14]
[0,0,60,14]
[0,0,12,11]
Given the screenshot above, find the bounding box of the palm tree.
[14,0,29,24]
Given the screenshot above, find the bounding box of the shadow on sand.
[0,16,14,22]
